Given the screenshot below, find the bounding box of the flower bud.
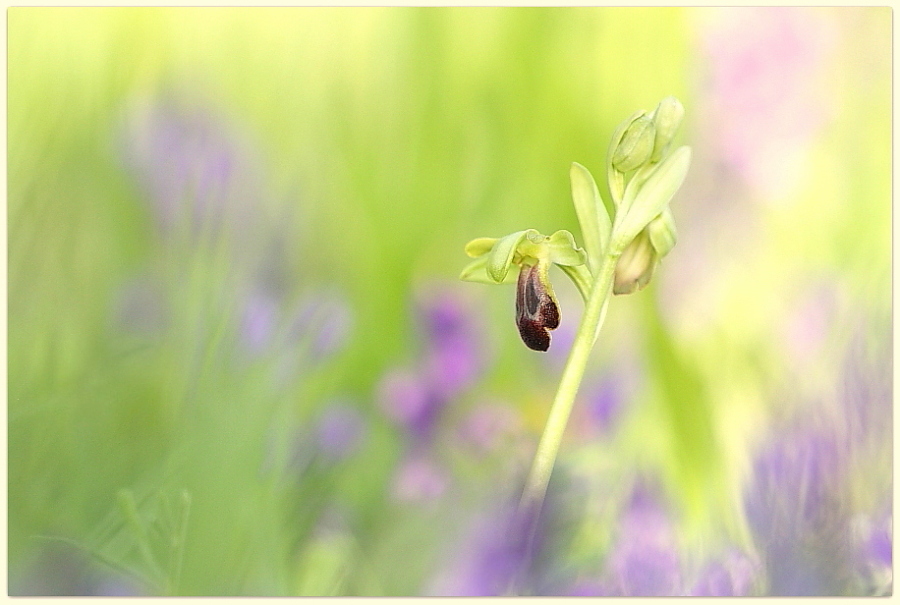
[650,96,685,163]
[613,207,677,295]
[613,228,657,296]
[611,116,656,173]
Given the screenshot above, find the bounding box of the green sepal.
[650,96,685,164]
[570,162,611,274]
[618,159,658,218]
[557,263,593,302]
[607,109,647,207]
[648,206,677,258]
[459,255,517,284]
[611,116,655,173]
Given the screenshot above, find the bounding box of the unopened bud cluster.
[608,97,688,295]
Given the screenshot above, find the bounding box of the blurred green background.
[8,7,891,596]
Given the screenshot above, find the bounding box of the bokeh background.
[8,7,891,596]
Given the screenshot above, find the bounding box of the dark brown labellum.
[515,262,560,352]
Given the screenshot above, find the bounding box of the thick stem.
[517,250,620,535]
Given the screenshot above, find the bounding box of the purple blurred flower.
[608,545,682,597]
[120,96,263,236]
[743,318,891,596]
[314,401,367,463]
[746,426,845,533]
[238,288,280,354]
[862,515,892,568]
[690,549,760,596]
[9,546,93,596]
[285,291,355,362]
[839,327,892,458]
[599,481,684,596]
[378,284,487,444]
[558,480,685,597]
[566,580,617,596]
[415,287,485,400]
[427,502,541,596]
[241,289,354,385]
[270,400,367,479]
[744,424,857,595]
[582,353,643,436]
[377,368,443,442]
[850,507,892,595]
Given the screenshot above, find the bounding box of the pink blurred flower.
[697,8,837,197]
[780,279,841,362]
[455,401,521,456]
[391,453,448,503]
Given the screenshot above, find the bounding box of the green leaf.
[570,162,610,273]
[487,229,534,283]
[614,146,691,252]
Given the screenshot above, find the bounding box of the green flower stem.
[518,247,621,529]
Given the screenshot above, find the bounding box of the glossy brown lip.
[515,263,560,352]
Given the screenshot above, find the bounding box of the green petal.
[464,237,498,258]
[570,162,611,273]
[459,256,516,284]
[614,146,691,253]
[545,229,587,267]
[487,229,534,283]
[648,206,677,258]
[618,159,658,217]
